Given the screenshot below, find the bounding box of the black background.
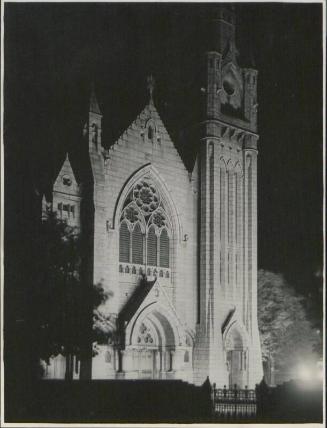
[4,3,323,325]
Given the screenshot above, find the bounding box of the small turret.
[84,83,102,154]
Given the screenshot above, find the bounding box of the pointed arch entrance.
[124,304,178,379]
[224,322,249,388]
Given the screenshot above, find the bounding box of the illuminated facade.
[43,6,263,387]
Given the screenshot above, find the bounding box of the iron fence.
[212,384,257,420]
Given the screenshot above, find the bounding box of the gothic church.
[42,6,263,388]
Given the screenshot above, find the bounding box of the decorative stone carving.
[152,211,166,228]
[62,175,72,186]
[137,323,154,345]
[133,179,160,215]
[124,205,140,223]
[220,62,243,110]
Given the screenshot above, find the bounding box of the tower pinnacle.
[89,82,102,115]
[147,75,155,103]
[206,5,236,55]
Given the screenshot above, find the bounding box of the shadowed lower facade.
[42,6,263,388]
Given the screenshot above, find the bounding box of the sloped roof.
[119,276,156,326]
[106,100,189,173]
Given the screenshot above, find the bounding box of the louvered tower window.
[147,226,157,266]
[159,228,169,268]
[132,223,143,264]
[119,222,130,263]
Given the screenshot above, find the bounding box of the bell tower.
[194,5,263,388]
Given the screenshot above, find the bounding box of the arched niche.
[223,321,250,389]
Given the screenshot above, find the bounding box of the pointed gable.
[52,154,81,226]
[120,277,188,348]
[53,154,80,197]
[107,101,188,174]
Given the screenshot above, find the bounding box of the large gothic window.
[119,177,171,271]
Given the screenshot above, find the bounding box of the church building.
[42,6,263,388]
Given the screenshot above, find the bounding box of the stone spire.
[89,82,102,115]
[86,82,102,154]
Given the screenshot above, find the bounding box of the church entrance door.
[225,327,248,388]
[135,349,160,379]
[128,308,177,380]
[227,350,243,388]
[137,349,155,379]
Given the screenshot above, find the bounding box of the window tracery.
[118,178,171,272]
[137,323,154,345]
[133,179,160,215]
[124,205,140,223]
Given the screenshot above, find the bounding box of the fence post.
[212,383,216,414]
[201,376,213,419]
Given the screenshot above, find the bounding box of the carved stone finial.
[147,75,155,103]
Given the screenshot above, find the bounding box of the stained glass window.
[159,228,169,268]
[132,223,143,264]
[119,222,130,263]
[119,179,171,272]
[147,226,157,266]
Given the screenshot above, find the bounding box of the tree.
[92,282,115,355]
[34,212,113,379]
[257,270,321,384]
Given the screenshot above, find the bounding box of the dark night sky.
[4,3,323,321]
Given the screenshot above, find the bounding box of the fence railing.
[212,384,257,420]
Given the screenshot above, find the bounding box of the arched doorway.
[126,306,177,379]
[225,327,248,388]
[132,321,158,378]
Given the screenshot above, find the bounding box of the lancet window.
[119,178,171,272]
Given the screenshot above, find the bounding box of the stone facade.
[43,7,263,388]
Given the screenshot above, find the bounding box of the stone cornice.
[200,119,258,138]
[199,120,259,152]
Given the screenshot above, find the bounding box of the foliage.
[35,213,114,366]
[35,213,82,363]
[257,270,321,376]
[92,283,116,350]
